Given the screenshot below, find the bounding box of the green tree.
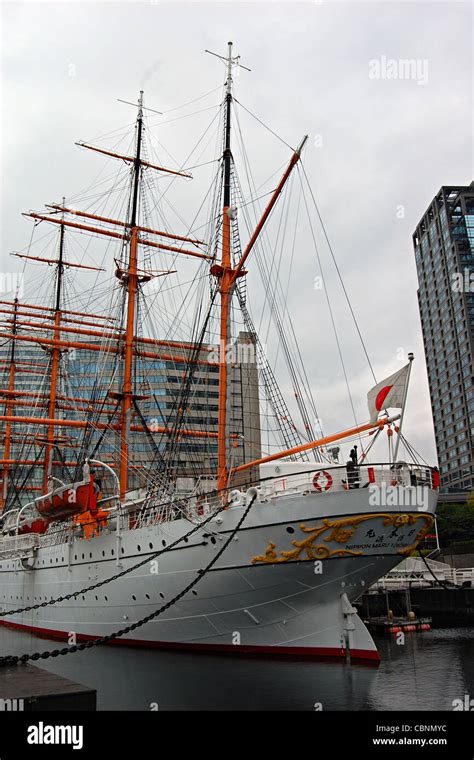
[436,500,474,548]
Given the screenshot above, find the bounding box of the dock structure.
[364,615,432,635]
[358,586,474,628]
[370,557,474,591]
[357,557,474,629]
[0,665,96,711]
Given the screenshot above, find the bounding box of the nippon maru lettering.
[0,44,437,663]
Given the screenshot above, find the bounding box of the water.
[1,626,473,711]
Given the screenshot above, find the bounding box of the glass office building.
[0,332,261,500]
[414,183,474,491]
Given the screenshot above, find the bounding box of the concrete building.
[414,183,474,491]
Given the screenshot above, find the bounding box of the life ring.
[313,470,333,492]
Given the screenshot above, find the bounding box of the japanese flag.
[367,364,410,423]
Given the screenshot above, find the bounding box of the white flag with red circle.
[367,364,410,423]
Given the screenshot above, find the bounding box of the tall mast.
[213,42,236,495]
[207,42,305,497]
[118,90,143,500]
[217,43,234,494]
[43,199,65,492]
[1,90,207,504]
[0,297,19,509]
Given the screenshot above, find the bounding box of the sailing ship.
[0,43,438,662]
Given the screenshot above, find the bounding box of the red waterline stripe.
[0,618,380,663]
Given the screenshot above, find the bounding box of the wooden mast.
[118,91,143,501]
[1,62,309,506]
[208,43,307,497]
[216,42,234,496]
[43,199,65,491]
[231,416,399,476]
[0,88,235,506]
[0,297,19,509]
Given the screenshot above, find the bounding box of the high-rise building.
[414,183,474,491]
[0,331,261,502]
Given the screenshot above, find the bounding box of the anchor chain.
[0,494,257,666]
[0,498,227,618]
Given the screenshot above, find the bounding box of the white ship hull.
[0,483,438,662]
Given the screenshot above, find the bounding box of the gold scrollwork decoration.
[250,512,434,565]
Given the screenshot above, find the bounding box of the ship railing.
[121,462,438,533]
[0,508,22,535]
[0,533,40,558]
[372,565,474,589]
[133,502,178,530]
[132,491,216,530]
[119,463,438,532]
[258,462,438,500]
[38,520,75,548]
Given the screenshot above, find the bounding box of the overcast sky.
[0,0,472,464]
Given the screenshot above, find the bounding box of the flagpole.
[392,352,414,463]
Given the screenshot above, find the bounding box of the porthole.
[104,596,108,602]
[149,543,153,550]
[210,537,216,545]
[286,526,295,534]
[159,593,164,599]
[132,594,136,601]
[137,545,141,552]
[162,540,167,547]
[145,594,150,600]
